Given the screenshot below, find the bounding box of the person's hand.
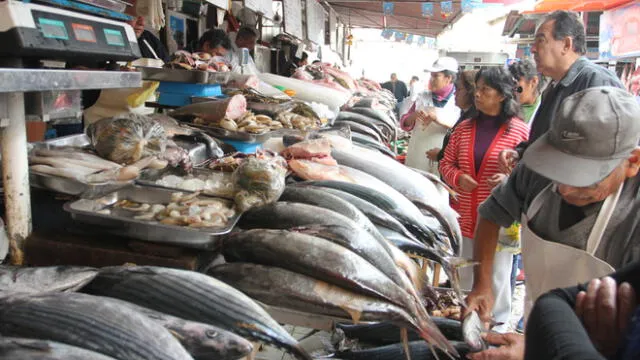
[498,150,519,175]
[575,277,637,358]
[466,333,524,360]
[426,148,441,161]
[463,286,495,326]
[458,174,478,192]
[487,174,507,189]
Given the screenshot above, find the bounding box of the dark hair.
[237,26,257,40]
[411,76,419,82]
[442,70,457,83]
[312,60,321,64]
[544,10,586,55]
[198,29,232,51]
[457,69,478,110]
[508,59,543,93]
[475,66,522,123]
[301,52,309,61]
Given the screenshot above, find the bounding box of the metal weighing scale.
[0,0,142,264]
[0,0,140,63]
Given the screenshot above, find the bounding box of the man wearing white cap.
[464,86,640,360]
[400,57,460,178]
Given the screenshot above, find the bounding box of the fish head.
[462,311,487,352]
[177,322,253,359]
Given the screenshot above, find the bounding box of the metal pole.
[1,92,31,265]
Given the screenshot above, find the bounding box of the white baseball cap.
[425,57,459,73]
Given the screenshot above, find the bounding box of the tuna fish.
[110,299,253,360]
[462,311,487,352]
[0,292,193,360]
[222,229,458,356]
[0,337,118,360]
[81,266,311,360]
[0,266,98,294]
[334,120,384,143]
[331,146,462,253]
[210,263,418,327]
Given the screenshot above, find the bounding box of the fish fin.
[400,328,412,360]
[428,343,442,360]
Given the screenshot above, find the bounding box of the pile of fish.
[0,265,313,360]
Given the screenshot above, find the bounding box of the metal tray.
[136,167,235,199]
[29,134,133,199]
[139,67,231,84]
[64,185,241,249]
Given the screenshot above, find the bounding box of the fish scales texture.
[0,292,193,360]
[81,266,310,360]
[0,266,98,294]
[0,337,118,360]
[210,263,419,327]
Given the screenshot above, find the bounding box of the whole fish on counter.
[237,201,424,296]
[108,298,253,360]
[210,263,419,327]
[0,337,117,360]
[0,265,98,294]
[331,146,462,251]
[0,292,193,360]
[222,229,458,356]
[81,266,312,360]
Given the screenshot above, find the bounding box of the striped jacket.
[439,117,529,238]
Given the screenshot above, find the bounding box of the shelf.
[0,69,141,93]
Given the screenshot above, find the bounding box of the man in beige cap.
[465,86,640,360]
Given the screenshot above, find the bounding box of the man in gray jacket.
[465,87,640,360]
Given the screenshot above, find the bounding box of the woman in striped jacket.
[439,66,529,332]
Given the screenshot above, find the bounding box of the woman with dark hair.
[439,66,529,332]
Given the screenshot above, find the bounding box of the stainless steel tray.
[136,167,235,199]
[139,67,231,84]
[29,134,133,199]
[64,185,241,249]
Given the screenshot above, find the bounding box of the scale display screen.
[104,29,125,47]
[72,23,96,43]
[38,18,69,40]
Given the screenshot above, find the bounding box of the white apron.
[521,183,621,320]
[404,93,459,175]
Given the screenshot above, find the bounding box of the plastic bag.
[87,113,167,165]
[232,152,287,212]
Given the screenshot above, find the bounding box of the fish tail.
[400,328,413,360]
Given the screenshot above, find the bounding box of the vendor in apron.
[399,57,460,177]
[464,87,640,360]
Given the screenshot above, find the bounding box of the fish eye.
[205,330,219,338]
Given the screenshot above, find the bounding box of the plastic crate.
[222,139,263,153]
[157,82,222,97]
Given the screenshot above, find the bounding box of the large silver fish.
[210,262,419,327]
[0,337,118,360]
[223,229,458,357]
[0,292,193,360]
[110,298,253,360]
[0,266,98,294]
[81,266,312,360]
[332,146,462,253]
